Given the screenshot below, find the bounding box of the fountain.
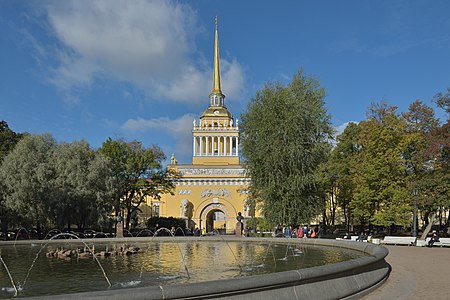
[0,231,389,299]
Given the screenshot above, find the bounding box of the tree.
[433,87,450,115]
[51,141,114,231]
[401,101,441,228]
[419,107,450,228]
[99,138,175,230]
[350,103,411,228]
[0,134,56,233]
[0,121,24,236]
[0,120,24,162]
[320,122,361,230]
[240,70,334,226]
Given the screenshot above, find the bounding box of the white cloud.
[334,121,358,137]
[330,121,359,147]
[221,58,245,101]
[122,113,195,154]
[42,0,245,103]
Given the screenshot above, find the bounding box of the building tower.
[154,17,252,234]
[192,16,240,166]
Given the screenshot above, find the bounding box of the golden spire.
[211,16,222,94]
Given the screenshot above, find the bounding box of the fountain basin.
[2,237,389,299]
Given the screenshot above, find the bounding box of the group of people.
[273,224,322,238]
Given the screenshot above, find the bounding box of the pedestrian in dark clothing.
[427,232,440,247]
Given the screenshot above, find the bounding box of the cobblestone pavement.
[363,245,450,300]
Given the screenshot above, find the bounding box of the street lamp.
[412,187,419,237]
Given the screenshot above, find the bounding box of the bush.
[246,218,273,232]
[146,217,186,230]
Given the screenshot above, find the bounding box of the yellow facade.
[147,18,254,233]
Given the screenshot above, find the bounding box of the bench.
[380,236,416,246]
[424,237,450,247]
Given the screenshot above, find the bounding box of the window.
[153,205,160,217]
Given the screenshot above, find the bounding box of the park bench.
[424,237,450,247]
[380,236,416,246]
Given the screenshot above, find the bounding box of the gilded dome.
[201,106,233,118]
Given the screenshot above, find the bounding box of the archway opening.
[206,209,227,234]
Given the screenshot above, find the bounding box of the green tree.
[420,116,450,228]
[430,88,450,227]
[350,103,411,228]
[99,138,175,230]
[320,122,361,229]
[51,141,114,232]
[0,121,24,236]
[0,120,24,162]
[0,134,56,233]
[401,101,441,227]
[240,71,334,226]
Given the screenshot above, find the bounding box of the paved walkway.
[363,245,450,300]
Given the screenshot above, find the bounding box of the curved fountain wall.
[14,237,390,300]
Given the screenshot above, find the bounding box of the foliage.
[433,87,450,115]
[240,70,334,225]
[0,120,24,162]
[246,217,273,232]
[353,103,411,226]
[99,138,176,230]
[50,140,113,231]
[317,122,361,228]
[0,121,24,234]
[0,134,56,232]
[0,134,116,232]
[322,99,448,230]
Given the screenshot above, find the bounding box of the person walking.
[297,226,304,238]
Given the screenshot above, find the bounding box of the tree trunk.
[420,212,436,240]
[125,208,131,230]
[331,187,336,226]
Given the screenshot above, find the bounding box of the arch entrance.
[200,203,232,234]
[205,209,226,234]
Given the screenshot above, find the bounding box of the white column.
[229,137,233,156]
[193,136,196,156]
[236,136,239,156]
[200,136,203,156]
[206,136,209,156]
[218,136,221,156]
[224,136,227,156]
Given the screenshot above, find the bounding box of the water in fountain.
[13,228,31,246]
[123,229,134,237]
[0,256,18,296]
[20,232,111,290]
[0,232,366,298]
[278,240,293,261]
[136,229,154,237]
[150,228,190,279]
[174,227,186,236]
[43,229,62,240]
[209,229,243,272]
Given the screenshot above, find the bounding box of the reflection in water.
[0,241,364,299]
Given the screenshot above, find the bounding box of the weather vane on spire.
[215,16,218,28]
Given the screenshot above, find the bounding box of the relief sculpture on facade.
[178,189,192,195]
[179,168,245,176]
[201,188,232,198]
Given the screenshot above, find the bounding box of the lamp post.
[412,187,419,237]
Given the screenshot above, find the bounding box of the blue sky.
[1,0,449,163]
